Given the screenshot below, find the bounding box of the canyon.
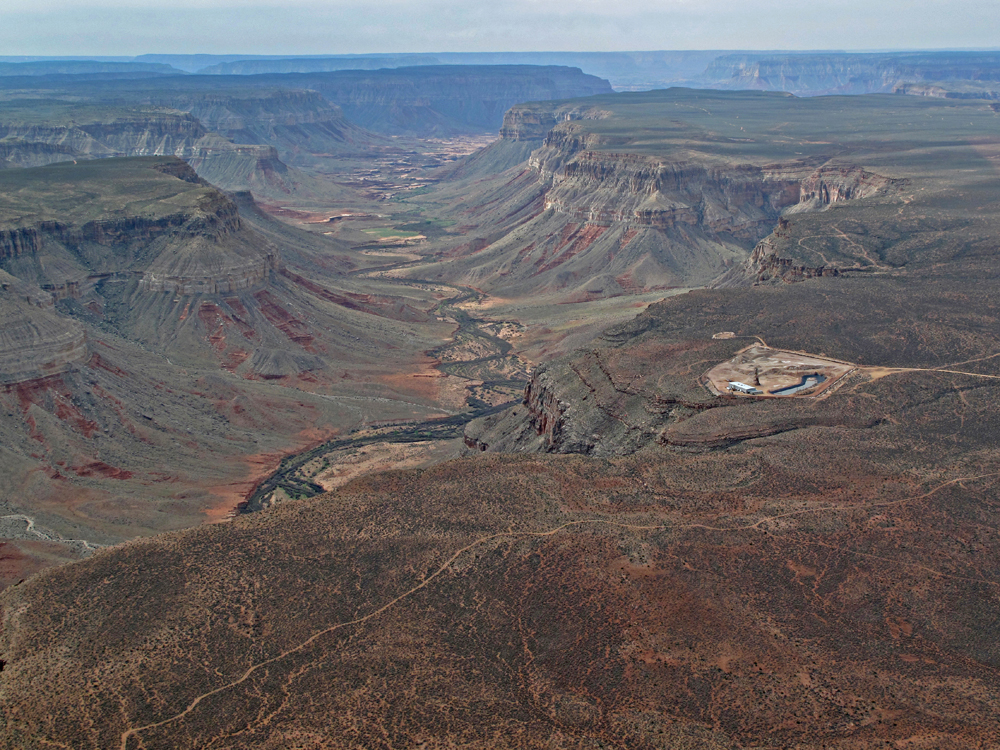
[2,68,1000,750]
[0,155,462,584]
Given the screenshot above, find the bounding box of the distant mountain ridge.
[0,101,356,202]
[705,51,1000,95]
[0,65,613,137]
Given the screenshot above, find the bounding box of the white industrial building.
[727,381,761,395]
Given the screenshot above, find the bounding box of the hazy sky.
[2,0,998,56]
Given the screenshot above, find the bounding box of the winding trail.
[118,471,1000,748]
[0,514,100,552]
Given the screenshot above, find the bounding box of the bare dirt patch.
[309,439,464,492]
[704,344,855,398]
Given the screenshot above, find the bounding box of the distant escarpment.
[705,51,1000,96]
[280,65,613,136]
[0,66,610,141]
[131,89,389,168]
[0,103,346,200]
[0,110,211,165]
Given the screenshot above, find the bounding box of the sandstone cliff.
[0,273,87,385]
[130,89,388,169]
[413,90,910,299]
[0,104,347,201]
[0,158,278,300]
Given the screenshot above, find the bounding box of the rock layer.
[0,158,278,300]
[0,276,87,385]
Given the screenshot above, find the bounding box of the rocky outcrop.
[530,134,898,235]
[0,112,211,165]
[0,283,87,385]
[894,81,1000,100]
[466,341,722,457]
[715,166,901,286]
[516,121,900,286]
[716,234,841,287]
[0,226,46,259]
[534,146,803,237]
[138,239,278,295]
[498,104,612,141]
[0,158,278,298]
[788,165,897,212]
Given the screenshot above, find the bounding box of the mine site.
[2,10,1000,750]
[704,344,856,398]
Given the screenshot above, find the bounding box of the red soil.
[253,290,316,352]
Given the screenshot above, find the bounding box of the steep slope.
[404,88,999,302]
[0,157,455,583]
[3,376,999,748]
[0,272,87,385]
[0,101,357,204]
[122,89,392,170]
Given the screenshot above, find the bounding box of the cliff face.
[0,113,211,165]
[0,105,342,200]
[419,91,909,300]
[292,65,613,135]
[498,103,612,141]
[415,101,891,300]
[0,158,277,300]
[704,52,1000,96]
[0,276,87,385]
[715,166,903,286]
[466,342,725,457]
[531,126,804,237]
[137,89,387,167]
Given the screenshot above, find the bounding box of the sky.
[2,0,999,56]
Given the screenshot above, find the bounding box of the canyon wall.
[0,276,87,385]
[705,52,1000,96]
[418,102,899,299]
[0,112,211,164]
[0,159,278,300]
[0,105,337,199]
[290,66,613,135]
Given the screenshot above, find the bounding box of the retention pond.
[771,373,826,396]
